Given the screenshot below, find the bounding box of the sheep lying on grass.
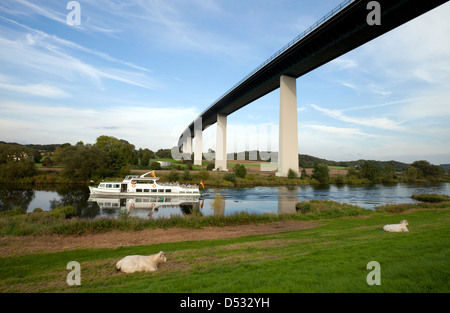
[383,220,409,232]
[116,251,167,273]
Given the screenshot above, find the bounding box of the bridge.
[176,0,449,176]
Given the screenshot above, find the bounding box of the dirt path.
[0,221,318,257]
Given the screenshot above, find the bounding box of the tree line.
[0,136,449,183]
[305,160,447,184]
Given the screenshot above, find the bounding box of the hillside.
[2,141,445,172]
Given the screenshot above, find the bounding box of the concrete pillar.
[194,127,203,166]
[215,114,228,171]
[276,75,299,177]
[183,136,192,155]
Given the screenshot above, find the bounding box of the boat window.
[144,189,150,193]
[100,184,105,188]
[166,189,171,193]
[151,189,157,193]
[114,184,120,188]
[158,189,164,193]
[106,184,112,188]
[137,189,142,192]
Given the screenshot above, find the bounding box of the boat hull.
[89,186,201,197]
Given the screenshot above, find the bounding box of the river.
[0,183,449,219]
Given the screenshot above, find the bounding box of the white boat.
[89,171,202,197]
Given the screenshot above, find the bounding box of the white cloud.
[307,103,406,132]
[304,124,384,138]
[0,30,161,91]
[0,101,198,149]
[0,82,70,98]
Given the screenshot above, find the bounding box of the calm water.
[1,183,449,219]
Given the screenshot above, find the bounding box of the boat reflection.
[88,195,202,219]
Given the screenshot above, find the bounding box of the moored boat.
[89,171,202,197]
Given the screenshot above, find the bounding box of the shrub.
[296,200,371,218]
[206,163,215,171]
[311,163,329,184]
[167,170,179,182]
[296,202,311,214]
[50,205,77,219]
[411,193,450,203]
[287,169,297,179]
[234,164,247,178]
[198,169,210,180]
[224,173,236,184]
[150,162,161,170]
[182,169,192,181]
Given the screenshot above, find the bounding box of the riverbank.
[6,167,450,188]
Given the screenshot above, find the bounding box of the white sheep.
[383,220,409,232]
[116,251,167,273]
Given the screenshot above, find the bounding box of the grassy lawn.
[0,208,448,293]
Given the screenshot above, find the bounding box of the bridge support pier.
[182,136,192,156]
[194,126,203,166]
[214,114,228,171]
[276,75,299,177]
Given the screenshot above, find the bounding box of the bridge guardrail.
[206,0,356,111]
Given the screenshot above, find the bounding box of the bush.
[206,163,215,171]
[50,205,77,219]
[198,169,210,180]
[167,170,179,182]
[224,173,236,184]
[150,162,161,170]
[295,200,371,218]
[311,163,329,184]
[182,169,192,181]
[233,164,247,178]
[287,169,297,179]
[411,193,450,203]
[296,202,311,214]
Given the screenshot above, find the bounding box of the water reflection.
[0,186,35,212]
[88,195,201,219]
[0,182,449,219]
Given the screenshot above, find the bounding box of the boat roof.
[124,172,160,181]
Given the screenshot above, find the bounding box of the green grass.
[0,200,374,236]
[327,166,348,170]
[0,208,448,293]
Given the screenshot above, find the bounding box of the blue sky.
[0,0,449,164]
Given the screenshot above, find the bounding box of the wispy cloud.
[0,25,161,91]
[0,82,70,98]
[307,103,406,132]
[0,0,66,24]
[304,124,385,138]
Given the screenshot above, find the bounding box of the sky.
[0,0,449,165]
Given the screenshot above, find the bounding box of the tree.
[311,163,329,184]
[56,144,109,180]
[0,143,37,179]
[360,161,382,183]
[140,149,153,168]
[300,168,308,178]
[404,166,421,182]
[94,135,135,174]
[411,160,445,178]
[381,164,396,182]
